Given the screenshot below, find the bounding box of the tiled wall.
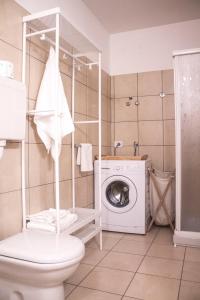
[111,70,175,171]
[0,0,111,240]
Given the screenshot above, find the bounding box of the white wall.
[15,0,110,72]
[110,18,200,75]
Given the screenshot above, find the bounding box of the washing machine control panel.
[113,165,123,171]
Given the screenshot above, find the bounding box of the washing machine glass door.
[102,175,137,213]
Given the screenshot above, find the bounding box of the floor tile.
[102,230,124,239]
[64,283,76,298]
[81,247,108,266]
[179,280,200,300]
[80,266,133,295]
[66,286,121,300]
[113,239,151,255]
[153,227,173,245]
[138,256,183,279]
[67,263,94,285]
[86,236,120,250]
[122,227,158,243]
[185,247,200,262]
[182,261,200,283]
[125,273,179,300]
[99,251,143,272]
[122,297,140,300]
[147,243,185,260]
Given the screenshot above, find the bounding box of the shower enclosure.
[173,49,200,247]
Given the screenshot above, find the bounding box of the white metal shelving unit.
[22,8,102,249]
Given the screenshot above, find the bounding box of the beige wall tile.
[102,121,111,147]
[138,96,162,121]
[102,70,108,96]
[115,122,138,146]
[76,63,87,85]
[114,73,137,98]
[139,121,163,145]
[29,57,45,100]
[29,184,54,214]
[87,88,98,118]
[139,146,164,170]
[75,81,87,115]
[111,99,115,123]
[87,65,98,91]
[115,146,136,156]
[29,143,54,187]
[111,76,115,99]
[0,190,22,239]
[60,180,72,209]
[61,73,72,110]
[29,39,48,64]
[164,146,175,172]
[0,142,21,193]
[60,145,72,180]
[163,95,175,120]
[115,98,137,122]
[138,71,162,96]
[0,39,22,81]
[75,176,88,208]
[0,0,26,50]
[87,175,94,207]
[163,69,174,94]
[74,113,87,144]
[164,120,175,145]
[87,122,98,145]
[102,95,108,121]
[107,97,111,122]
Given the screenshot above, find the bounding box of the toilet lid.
[0,231,84,264]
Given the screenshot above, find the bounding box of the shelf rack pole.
[55,12,60,234]
[72,57,75,211]
[21,20,27,231]
[98,52,102,250]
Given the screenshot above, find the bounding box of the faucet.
[133,141,139,156]
[114,142,121,156]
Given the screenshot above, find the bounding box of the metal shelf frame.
[21,7,102,249]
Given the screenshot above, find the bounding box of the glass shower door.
[175,52,200,232]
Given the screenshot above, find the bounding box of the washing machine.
[95,160,150,234]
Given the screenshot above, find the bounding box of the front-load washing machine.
[95,160,150,234]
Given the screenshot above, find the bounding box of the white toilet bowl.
[0,230,85,300]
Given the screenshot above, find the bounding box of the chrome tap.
[133,141,139,156]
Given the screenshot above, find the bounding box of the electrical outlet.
[114,141,123,148]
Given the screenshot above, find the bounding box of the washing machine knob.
[115,166,121,171]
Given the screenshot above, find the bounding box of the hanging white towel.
[76,143,93,172]
[34,47,74,160]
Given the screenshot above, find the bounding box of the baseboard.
[173,230,200,247]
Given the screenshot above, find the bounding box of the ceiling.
[83,0,200,34]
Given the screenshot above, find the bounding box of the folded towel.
[34,47,74,160]
[27,213,78,233]
[27,208,70,224]
[76,143,93,172]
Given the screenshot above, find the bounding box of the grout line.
[121,228,161,298]
[177,246,186,300]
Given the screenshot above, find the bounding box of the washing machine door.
[102,175,137,213]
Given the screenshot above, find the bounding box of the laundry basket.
[149,168,175,227]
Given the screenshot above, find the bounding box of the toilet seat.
[0,230,84,264]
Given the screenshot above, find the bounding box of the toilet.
[0,230,85,300]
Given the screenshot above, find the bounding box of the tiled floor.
[64,227,200,300]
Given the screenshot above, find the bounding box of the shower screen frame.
[174,48,200,247]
